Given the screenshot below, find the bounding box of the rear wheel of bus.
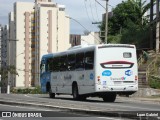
[102,93,116,102]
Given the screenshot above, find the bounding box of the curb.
[0,100,158,119]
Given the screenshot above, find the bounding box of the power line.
[66,16,101,43]
[88,0,97,22]
[95,0,105,10]
[95,0,113,10]
[84,0,98,28]
[84,0,92,22]
[94,0,100,22]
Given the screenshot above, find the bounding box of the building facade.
[0,24,2,69]
[81,32,101,45]
[8,12,16,88]
[9,0,70,88]
[70,32,101,47]
[1,25,9,92]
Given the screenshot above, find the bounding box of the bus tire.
[49,86,55,98]
[79,95,87,101]
[72,84,79,100]
[102,93,116,102]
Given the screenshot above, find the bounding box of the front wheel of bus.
[72,84,79,100]
[102,93,116,102]
[49,87,55,98]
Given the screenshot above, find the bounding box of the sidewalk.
[133,96,160,103]
[118,95,160,104]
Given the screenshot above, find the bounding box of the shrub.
[11,86,43,94]
[149,76,160,89]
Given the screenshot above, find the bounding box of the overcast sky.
[0,0,123,34]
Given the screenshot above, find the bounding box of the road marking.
[0,104,51,111]
[97,117,124,120]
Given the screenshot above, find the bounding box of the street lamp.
[66,16,101,43]
[7,39,18,94]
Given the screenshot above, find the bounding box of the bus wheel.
[72,84,79,100]
[79,95,87,101]
[49,87,55,98]
[102,93,116,102]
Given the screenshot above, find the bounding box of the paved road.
[0,94,160,111]
[0,94,160,120]
[0,104,126,120]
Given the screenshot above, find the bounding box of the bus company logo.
[125,70,133,76]
[110,77,126,80]
[102,70,112,76]
[90,73,94,80]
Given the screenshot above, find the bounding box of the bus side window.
[59,55,68,71]
[53,57,60,72]
[76,52,84,71]
[46,59,50,72]
[68,54,75,71]
[85,51,94,70]
[47,58,54,72]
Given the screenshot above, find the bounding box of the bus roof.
[42,53,54,59]
[41,44,136,58]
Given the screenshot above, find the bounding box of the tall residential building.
[34,1,70,85]
[1,25,9,93]
[10,0,70,88]
[0,24,1,90]
[14,2,35,88]
[8,12,16,87]
[0,24,2,69]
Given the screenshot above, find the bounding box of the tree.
[0,65,19,81]
[120,19,150,48]
[99,0,155,46]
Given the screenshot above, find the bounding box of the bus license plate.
[114,81,122,85]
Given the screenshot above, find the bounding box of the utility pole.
[156,0,160,53]
[105,0,109,43]
[150,0,153,49]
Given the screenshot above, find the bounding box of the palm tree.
[128,0,156,25]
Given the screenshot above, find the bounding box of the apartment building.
[0,24,1,91]
[81,32,101,45]
[70,32,101,47]
[13,2,35,87]
[0,24,2,69]
[34,0,70,85]
[10,0,70,88]
[8,12,16,88]
[1,25,9,92]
